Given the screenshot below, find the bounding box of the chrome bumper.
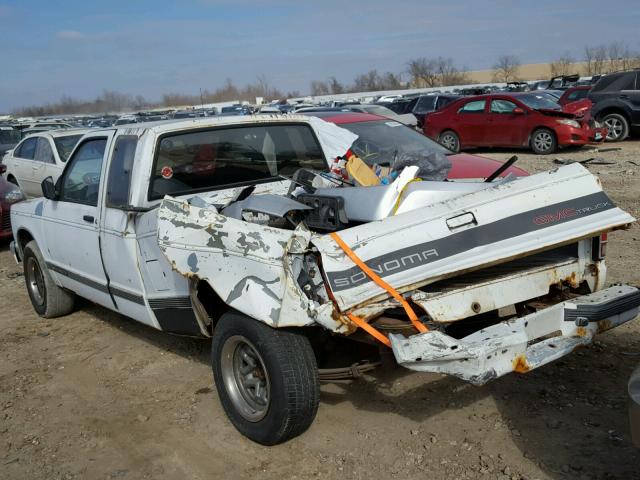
[390,285,640,385]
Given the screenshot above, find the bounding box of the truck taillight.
[592,232,608,261]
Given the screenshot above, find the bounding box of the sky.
[0,0,639,112]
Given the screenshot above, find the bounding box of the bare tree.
[407,58,438,87]
[328,77,344,94]
[491,55,521,82]
[310,80,329,96]
[549,54,575,77]
[584,45,608,75]
[435,57,471,85]
[380,71,403,90]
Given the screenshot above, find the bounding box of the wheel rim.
[604,117,623,140]
[220,335,270,422]
[533,131,553,152]
[26,257,45,306]
[440,133,457,151]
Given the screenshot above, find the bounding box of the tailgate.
[312,163,635,311]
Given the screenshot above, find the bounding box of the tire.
[211,312,319,445]
[23,240,75,318]
[438,130,460,152]
[530,128,557,155]
[601,113,629,142]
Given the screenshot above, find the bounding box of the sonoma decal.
[333,249,439,288]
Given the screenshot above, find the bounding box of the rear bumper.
[390,285,640,385]
[630,364,640,447]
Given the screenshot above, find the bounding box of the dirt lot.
[1,141,639,480]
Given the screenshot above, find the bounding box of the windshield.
[339,119,450,165]
[0,128,21,146]
[518,93,561,110]
[54,135,83,162]
[149,124,327,199]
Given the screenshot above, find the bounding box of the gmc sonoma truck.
[9,115,640,445]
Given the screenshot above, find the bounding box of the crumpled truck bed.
[157,163,634,331]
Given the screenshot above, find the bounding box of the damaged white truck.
[9,115,640,445]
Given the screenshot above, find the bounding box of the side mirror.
[41,176,58,200]
[513,107,525,114]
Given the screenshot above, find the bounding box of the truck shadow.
[84,302,639,479]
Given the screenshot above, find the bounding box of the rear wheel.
[602,113,629,142]
[211,312,319,445]
[23,241,75,318]
[438,130,460,152]
[530,128,557,155]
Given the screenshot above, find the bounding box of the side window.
[34,138,55,164]
[458,100,486,114]
[60,138,107,206]
[150,124,326,199]
[106,136,138,208]
[15,137,37,159]
[414,96,435,113]
[490,99,518,114]
[436,97,455,109]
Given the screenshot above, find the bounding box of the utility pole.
[200,88,204,108]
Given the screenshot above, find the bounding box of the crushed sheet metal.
[389,285,640,385]
[157,196,347,331]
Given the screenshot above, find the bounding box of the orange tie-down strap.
[329,232,428,347]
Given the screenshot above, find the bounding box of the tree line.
[11,41,640,117]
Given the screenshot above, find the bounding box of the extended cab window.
[16,137,37,159]
[106,135,138,208]
[149,124,326,199]
[458,100,486,113]
[60,138,107,206]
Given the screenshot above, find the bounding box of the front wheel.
[438,130,460,152]
[602,113,629,142]
[23,240,75,318]
[211,312,319,445]
[530,128,557,155]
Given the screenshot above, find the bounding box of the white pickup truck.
[10,115,640,445]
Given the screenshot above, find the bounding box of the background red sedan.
[424,93,605,155]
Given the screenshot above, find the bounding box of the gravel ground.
[1,141,639,480]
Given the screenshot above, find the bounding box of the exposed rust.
[576,326,588,337]
[597,319,612,333]
[512,354,530,373]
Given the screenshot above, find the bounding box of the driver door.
[486,99,528,146]
[42,131,115,309]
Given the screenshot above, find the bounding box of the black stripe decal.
[110,286,145,305]
[47,262,109,293]
[47,262,145,305]
[327,191,615,292]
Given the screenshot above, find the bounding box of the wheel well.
[16,229,34,252]
[192,279,229,334]
[595,107,630,123]
[7,174,17,185]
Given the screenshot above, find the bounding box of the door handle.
[83,215,95,224]
[620,94,629,99]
